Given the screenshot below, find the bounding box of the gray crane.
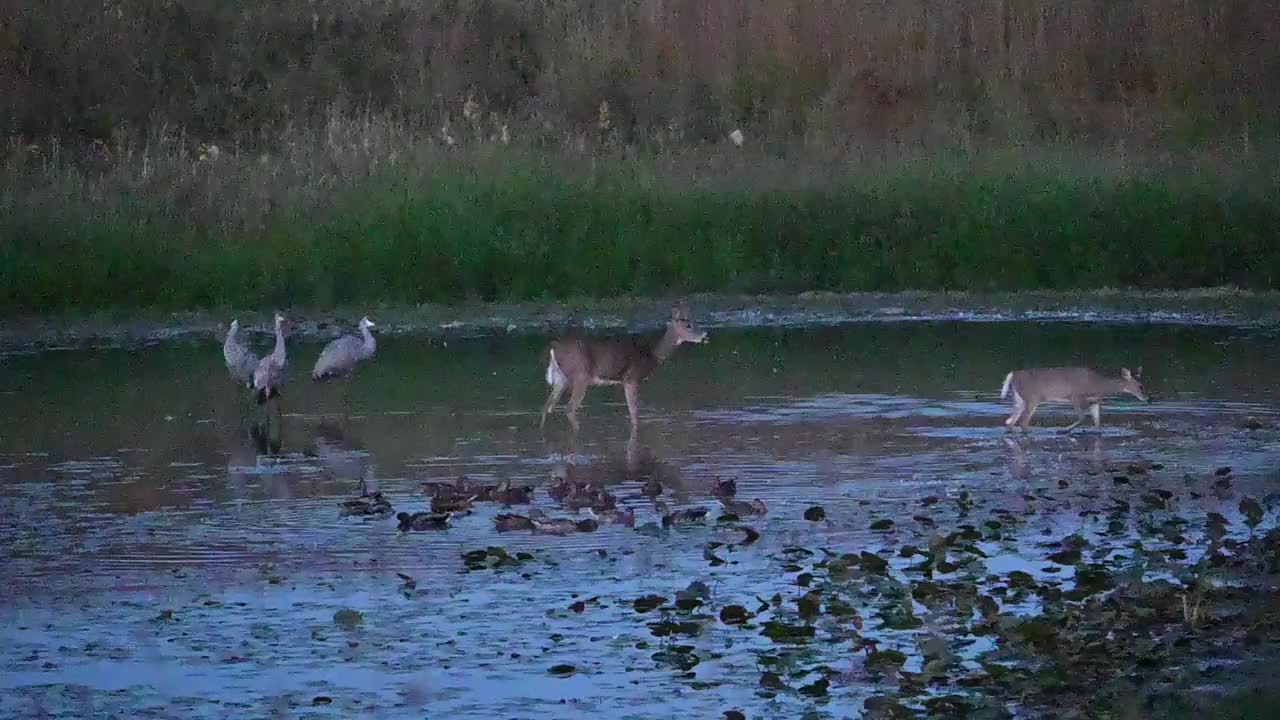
[313,317,377,381]
[252,313,288,407]
[312,317,377,419]
[222,319,259,389]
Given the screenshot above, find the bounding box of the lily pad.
[549,663,576,676]
[860,551,889,574]
[1241,497,1264,529]
[1046,548,1082,565]
[653,648,700,671]
[761,621,815,643]
[798,677,830,697]
[866,648,908,671]
[797,591,822,621]
[804,506,826,522]
[720,605,750,625]
[333,609,363,629]
[865,695,914,719]
[633,595,668,613]
[760,671,790,690]
[649,619,701,637]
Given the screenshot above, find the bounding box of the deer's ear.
[1121,367,1133,379]
[1136,366,1143,377]
[671,300,689,319]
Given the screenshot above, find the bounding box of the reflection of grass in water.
[2,140,1279,312]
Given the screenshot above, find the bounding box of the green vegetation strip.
[3,162,1277,312]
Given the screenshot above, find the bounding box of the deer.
[540,301,709,431]
[1000,366,1150,431]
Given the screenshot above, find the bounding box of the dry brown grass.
[4,0,1277,150]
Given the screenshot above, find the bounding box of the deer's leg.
[1018,401,1039,429]
[1090,403,1101,428]
[624,382,640,428]
[1063,399,1088,432]
[566,381,588,431]
[540,381,566,428]
[1005,392,1026,428]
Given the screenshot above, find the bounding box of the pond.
[1,318,1278,718]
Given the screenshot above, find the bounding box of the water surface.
[1,321,1277,718]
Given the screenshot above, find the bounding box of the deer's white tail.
[1000,372,1013,399]
[545,348,566,386]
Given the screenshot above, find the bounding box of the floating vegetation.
[462,547,534,572]
[332,609,363,629]
[531,453,1280,718]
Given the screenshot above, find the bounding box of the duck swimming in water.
[712,477,738,498]
[719,498,767,517]
[396,511,450,531]
[494,513,535,532]
[661,506,708,528]
[431,493,477,515]
[527,509,599,535]
[339,478,393,518]
[493,479,534,505]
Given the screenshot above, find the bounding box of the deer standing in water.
[540,302,709,431]
[1000,366,1149,431]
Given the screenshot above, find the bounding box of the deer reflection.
[546,432,685,512]
[1004,432,1107,481]
[1003,436,1031,479]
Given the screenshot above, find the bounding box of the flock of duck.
[338,467,759,538]
[223,302,1154,537]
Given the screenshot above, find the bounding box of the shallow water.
[1,320,1278,718]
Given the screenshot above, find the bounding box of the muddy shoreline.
[3,288,1279,356]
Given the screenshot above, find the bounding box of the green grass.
[2,145,1278,313]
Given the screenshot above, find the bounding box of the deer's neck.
[360,326,377,357]
[223,327,238,354]
[650,326,682,365]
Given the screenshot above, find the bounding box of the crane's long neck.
[271,321,286,360]
[360,325,376,358]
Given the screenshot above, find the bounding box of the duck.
[397,511,450,531]
[719,498,768,517]
[562,483,617,512]
[528,508,599,535]
[662,506,709,528]
[582,506,636,528]
[339,479,393,518]
[607,507,637,528]
[494,513,535,532]
[712,477,738,498]
[431,493,476,515]
[531,517,580,536]
[425,476,496,502]
[493,479,534,505]
[547,470,577,501]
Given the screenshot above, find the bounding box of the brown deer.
[540,302,709,430]
[1000,367,1150,431]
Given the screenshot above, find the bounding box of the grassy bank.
[2,127,1278,312]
